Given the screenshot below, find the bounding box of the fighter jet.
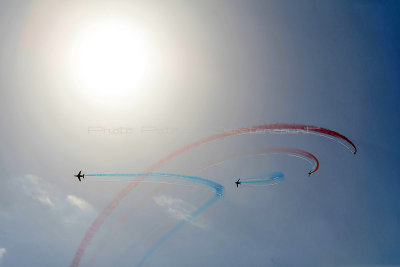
[235,179,241,188]
[74,171,84,182]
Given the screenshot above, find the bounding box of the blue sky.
[0,1,399,266]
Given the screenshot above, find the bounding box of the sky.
[0,0,399,266]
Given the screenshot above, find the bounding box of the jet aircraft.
[74,171,84,182]
[235,179,241,188]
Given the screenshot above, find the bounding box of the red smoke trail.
[71,124,355,267]
[245,148,319,174]
[193,147,319,175]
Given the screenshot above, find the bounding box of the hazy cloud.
[0,173,98,266]
[36,195,55,208]
[23,174,55,208]
[153,195,206,228]
[67,195,93,211]
[0,248,6,260]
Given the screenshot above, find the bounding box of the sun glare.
[69,20,156,103]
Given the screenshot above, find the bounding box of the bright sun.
[69,19,156,103]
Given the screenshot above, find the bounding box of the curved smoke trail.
[193,148,319,175]
[85,173,224,197]
[71,124,356,267]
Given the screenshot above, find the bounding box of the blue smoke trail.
[86,173,224,196]
[136,194,220,266]
[240,171,284,185]
[86,173,224,266]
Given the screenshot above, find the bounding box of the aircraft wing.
[78,177,81,182]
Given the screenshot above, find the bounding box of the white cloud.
[154,195,182,207]
[37,195,55,208]
[0,248,6,260]
[67,195,93,211]
[153,195,206,228]
[10,174,96,219]
[23,174,55,208]
[26,174,40,184]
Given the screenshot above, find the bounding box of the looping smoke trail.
[85,173,224,198]
[193,148,319,175]
[71,124,356,267]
